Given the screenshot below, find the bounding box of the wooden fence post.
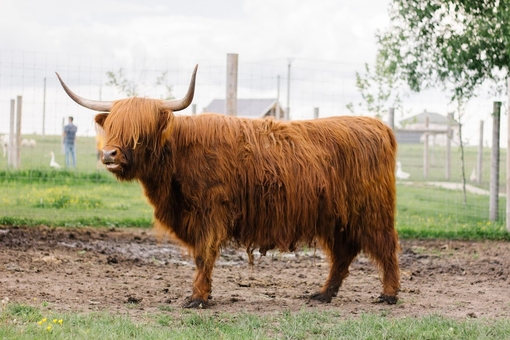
[507,78,510,231]
[445,112,453,180]
[226,53,238,117]
[8,99,15,167]
[15,96,22,169]
[423,116,429,179]
[489,101,501,221]
[313,107,319,120]
[42,77,47,136]
[477,120,484,185]
[285,60,291,121]
[388,107,395,131]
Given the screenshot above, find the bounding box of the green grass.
[2,172,508,239]
[396,143,506,193]
[1,134,509,239]
[1,136,509,337]
[396,184,509,240]
[0,175,153,228]
[1,303,509,339]
[0,134,101,173]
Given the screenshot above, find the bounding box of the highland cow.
[56,65,400,308]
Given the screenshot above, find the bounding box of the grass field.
[0,134,509,239]
[1,134,509,338]
[0,134,99,172]
[1,302,509,340]
[0,175,508,239]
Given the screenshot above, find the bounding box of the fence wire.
[0,50,507,227]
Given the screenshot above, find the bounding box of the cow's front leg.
[184,248,218,308]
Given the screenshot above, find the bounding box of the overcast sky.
[0,0,505,145]
[2,0,389,64]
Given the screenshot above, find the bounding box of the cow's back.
[169,114,396,251]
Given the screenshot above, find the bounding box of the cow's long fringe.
[104,98,163,150]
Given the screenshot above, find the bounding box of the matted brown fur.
[95,98,400,308]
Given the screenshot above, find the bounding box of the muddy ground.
[0,225,509,319]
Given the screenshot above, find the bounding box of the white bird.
[396,161,410,180]
[470,167,477,182]
[50,151,61,169]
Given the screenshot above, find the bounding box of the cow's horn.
[55,72,113,112]
[160,64,198,112]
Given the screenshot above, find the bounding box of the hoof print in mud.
[126,296,143,304]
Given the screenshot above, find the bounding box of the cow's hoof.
[183,298,208,309]
[374,294,398,305]
[309,292,332,303]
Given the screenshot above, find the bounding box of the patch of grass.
[0,303,509,340]
[0,169,114,184]
[157,305,175,313]
[1,136,509,239]
[0,177,509,239]
[5,303,43,322]
[29,187,103,209]
[396,184,510,240]
[0,181,153,228]
[397,144,507,194]
[0,134,106,174]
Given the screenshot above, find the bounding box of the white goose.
[470,167,477,182]
[396,161,410,180]
[50,151,61,169]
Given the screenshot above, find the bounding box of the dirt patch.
[0,225,509,319]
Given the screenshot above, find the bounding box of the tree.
[106,69,138,97]
[377,0,510,204]
[106,69,175,100]
[378,0,510,100]
[347,52,403,119]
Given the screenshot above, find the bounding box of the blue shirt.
[64,123,77,144]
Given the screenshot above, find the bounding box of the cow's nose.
[102,148,117,163]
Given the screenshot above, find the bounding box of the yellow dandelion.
[46,325,52,331]
[42,318,47,323]
[53,319,58,323]
[37,321,43,326]
[58,319,63,325]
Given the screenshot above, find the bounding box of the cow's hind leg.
[310,231,360,303]
[364,228,400,304]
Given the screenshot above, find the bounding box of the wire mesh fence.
[0,50,507,228]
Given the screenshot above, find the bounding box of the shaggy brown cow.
[56,66,400,308]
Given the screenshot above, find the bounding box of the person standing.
[63,116,77,168]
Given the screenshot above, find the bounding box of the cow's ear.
[95,113,108,127]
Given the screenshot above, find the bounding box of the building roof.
[400,110,456,126]
[204,99,282,119]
